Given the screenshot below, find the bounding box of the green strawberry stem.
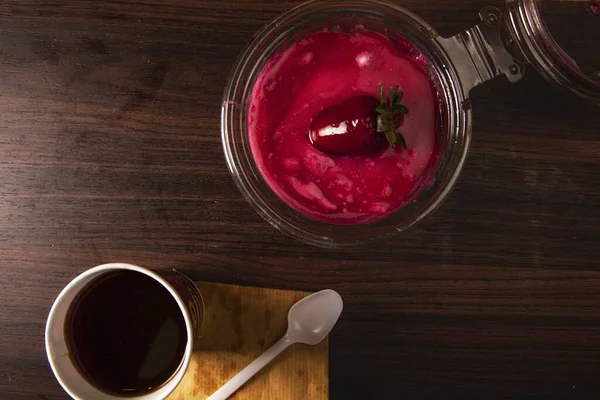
[376,84,409,149]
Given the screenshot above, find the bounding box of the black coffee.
[65,270,187,397]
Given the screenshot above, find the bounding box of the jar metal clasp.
[437,6,525,97]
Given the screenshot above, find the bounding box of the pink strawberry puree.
[248,29,439,224]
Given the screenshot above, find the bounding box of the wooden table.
[2,1,600,398]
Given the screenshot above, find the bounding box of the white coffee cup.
[45,263,204,400]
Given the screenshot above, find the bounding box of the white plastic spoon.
[206,289,344,400]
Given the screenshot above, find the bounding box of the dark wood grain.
[2,0,600,399]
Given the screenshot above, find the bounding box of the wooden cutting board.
[168,282,329,400]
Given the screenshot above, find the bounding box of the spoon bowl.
[286,289,343,345]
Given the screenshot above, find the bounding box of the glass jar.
[221,0,599,248]
[504,0,600,104]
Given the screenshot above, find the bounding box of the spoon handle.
[206,336,293,400]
